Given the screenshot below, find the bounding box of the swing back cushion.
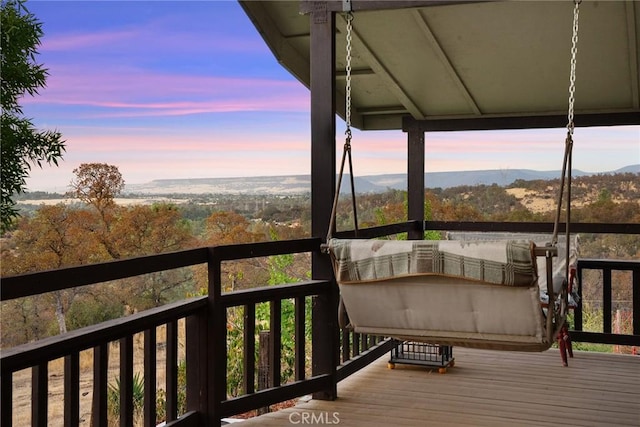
[329,238,550,351]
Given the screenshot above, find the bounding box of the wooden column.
[405,117,425,240]
[208,247,226,425]
[308,1,338,401]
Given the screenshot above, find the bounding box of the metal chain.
[552,0,580,252]
[345,11,354,138]
[566,0,580,134]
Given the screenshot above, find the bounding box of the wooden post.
[257,331,271,415]
[404,117,426,241]
[308,1,339,401]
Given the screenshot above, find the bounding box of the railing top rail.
[577,258,640,269]
[1,238,324,302]
[1,296,208,374]
[221,279,330,306]
[210,237,322,261]
[1,247,210,301]
[333,221,422,239]
[424,221,640,235]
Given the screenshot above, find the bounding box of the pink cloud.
[24,65,310,116]
[40,22,264,55]
[41,29,140,51]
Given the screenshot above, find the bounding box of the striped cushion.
[328,238,537,287]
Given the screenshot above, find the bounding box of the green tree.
[1,0,65,232]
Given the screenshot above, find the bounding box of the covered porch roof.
[240,0,640,131]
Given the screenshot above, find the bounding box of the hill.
[124,165,640,195]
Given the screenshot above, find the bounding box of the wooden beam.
[407,128,425,240]
[411,8,481,115]
[336,13,425,119]
[309,3,339,402]
[301,1,487,14]
[403,111,640,132]
[625,1,639,109]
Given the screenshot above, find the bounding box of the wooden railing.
[2,220,638,425]
[0,237,391,426]
[573,259,640,347]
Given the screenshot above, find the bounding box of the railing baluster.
[166,320,178,422]
[92,344,108,427]
[243,304,256,394]
[633,268,640,336]
[353,333,360,356]
[361,333,369,353]
[341,329,350,363]
[120,335,134,427]
[576,265,584,331]
[270,300,282,387]
[295,297,306,380]
[144,328,156,427]
[186,311,208,416]
[1,371,12,426]
[31,362,47,427]
[64,353,80,426]
[603,268,612,333]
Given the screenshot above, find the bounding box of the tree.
[68,163,125,258]
[69,163,125,217]
[0,204,106,337]
[1,0,65,232]
[110,203,197,310]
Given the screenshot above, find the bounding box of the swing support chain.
[326,11,358,245]
[552,0,580,248]
[551,0,580,326]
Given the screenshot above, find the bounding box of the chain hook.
[345,11,354,133]
[566,0,580,134]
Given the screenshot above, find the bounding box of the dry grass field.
[11,324,183,426]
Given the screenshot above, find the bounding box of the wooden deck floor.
[232,348,639,426]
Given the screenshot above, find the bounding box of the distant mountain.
[125,165,639,195]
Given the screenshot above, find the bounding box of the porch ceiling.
[240,0,640,131]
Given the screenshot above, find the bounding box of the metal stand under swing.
[388,341,455,374]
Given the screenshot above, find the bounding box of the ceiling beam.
[300,1,488,14]
[411,9,481,115]
[625,1,639,109]
[359,106,409,115]
[336,13,426,120]
[403,112,640,132]
[336,68,376,78]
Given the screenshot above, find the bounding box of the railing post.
[404,118,426,241]
[207,246,227,425]
[309,0,338,402]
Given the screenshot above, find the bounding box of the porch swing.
[324,2,582,355]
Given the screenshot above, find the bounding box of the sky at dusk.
[22,0,640,193]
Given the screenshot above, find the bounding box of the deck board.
[231,348,639,426]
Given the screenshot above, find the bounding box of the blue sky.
[22,1,640,192]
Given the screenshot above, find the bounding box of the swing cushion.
[328,238,550,350]
[330,238,538,287]
[446,232,580,305]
